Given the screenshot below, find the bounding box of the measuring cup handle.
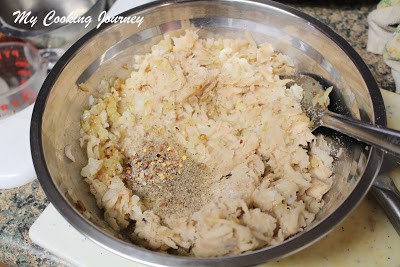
[39,48,65,70]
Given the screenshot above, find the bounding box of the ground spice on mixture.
[123,140,212,218]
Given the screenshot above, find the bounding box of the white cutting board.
[29,204,147,267]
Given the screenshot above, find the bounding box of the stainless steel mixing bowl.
[30,1,386,266]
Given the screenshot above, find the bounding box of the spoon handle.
[322,110,400,158]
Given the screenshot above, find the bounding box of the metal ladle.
[285,74,400,235]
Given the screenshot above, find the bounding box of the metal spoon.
[284,74,400,235]
[284,74,400,157]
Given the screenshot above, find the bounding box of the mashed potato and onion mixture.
[80,30,333,257]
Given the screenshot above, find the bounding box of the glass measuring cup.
[0,42,48,189]
[0,42,47,119]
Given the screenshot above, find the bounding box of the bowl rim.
[30,0,386,266]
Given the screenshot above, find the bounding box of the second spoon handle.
[371,173,400,235]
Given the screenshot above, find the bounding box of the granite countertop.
[0,1,397,267]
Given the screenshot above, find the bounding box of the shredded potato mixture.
[80,30,333,257]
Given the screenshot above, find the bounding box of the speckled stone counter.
[0,181,69,267]
[0,1,397,266]
[281,0,396,92]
